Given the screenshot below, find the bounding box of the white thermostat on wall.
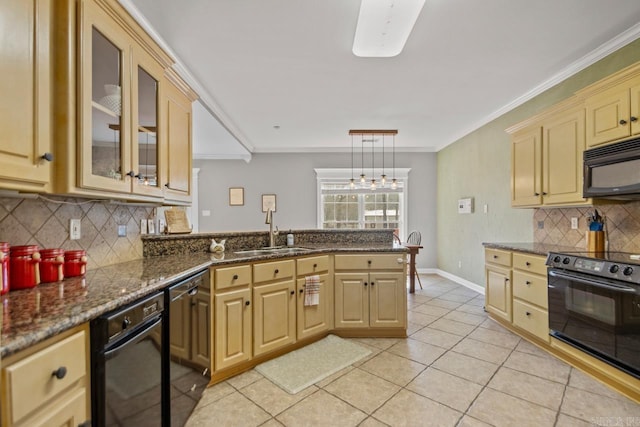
[458,197,474,214]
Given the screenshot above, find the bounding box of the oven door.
[548,268,640,378]
[93,315,164,427]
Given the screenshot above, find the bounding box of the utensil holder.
[587,231,605,254]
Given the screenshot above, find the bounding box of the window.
[315,168,410,240]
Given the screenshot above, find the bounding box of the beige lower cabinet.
[170,278,211,370]
[511,252,549,342]
[253,259,297,357]
[213,265,252,371]
[334,254,406,330]
[296,255,333,340]
[484,248,513,322]
[1,325,90,427]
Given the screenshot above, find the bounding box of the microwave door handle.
[549,269,637,293]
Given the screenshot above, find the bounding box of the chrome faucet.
[265,208,279,247]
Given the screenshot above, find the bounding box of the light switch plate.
[118,224,127,237]
[70,219,81,240]
[571,217,578,229]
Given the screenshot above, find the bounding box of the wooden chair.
[405,231,423,290]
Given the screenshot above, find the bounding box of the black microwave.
[584,137,640,200]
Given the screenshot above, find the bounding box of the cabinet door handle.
[620,119,628,125]
[134,173,143,179]
[232,274,238,280]
[534,192,540,196]
[274,269,279,274]
[525,311,531,316]
[371,282,375,286]
[245,300,250,306]
[525,262,531,266]
[505,278,509,283]
[493,255,498,259]
[164,182,170,188]
[367,260,372,265]
[52,366,67,380]
[313,263,317,268]
[542,192,547,196]
[290,290,295,295]
[364,282,368,287]
[41,152,54,162]
[299,289,304,294]
[125,171,136,178]
[525,280,531,285]
[631,116,638,122]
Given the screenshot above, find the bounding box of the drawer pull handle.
[493,255,498,259]
[52,366,67,380]
[364,282,368,287]
[232,274,238,280]
[245,300,251,306]
[525,311,531,316]
[313,263,318,268]
[620,119,628,125]
[274,269,279,274]
[525,262,531,266]
[290,290,295,295]
[525,281,531,285]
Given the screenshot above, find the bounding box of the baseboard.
[416,268,485,295]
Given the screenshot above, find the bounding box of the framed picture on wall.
[229,187,244,206]
[262,194,276,212]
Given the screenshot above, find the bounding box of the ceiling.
[125,0,640,156]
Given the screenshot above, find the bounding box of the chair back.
[406,231,421,245]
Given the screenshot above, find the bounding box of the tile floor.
[186,275,640,427]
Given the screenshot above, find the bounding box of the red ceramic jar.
[9,245,41,290]
[40,248,65,283]
[64,250,87,277]
[0,242,9,295]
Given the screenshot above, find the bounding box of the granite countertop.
[482,242,580,256]
[1,244,405,358]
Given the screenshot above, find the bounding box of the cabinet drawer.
[215,265,251,290]
[254,259,295,284]
[513,252,547,275]
[334,254,405,271]
[4,331,86,424]
[297,255,329,276]
[513,271,548,309]
[485,249,512,267]
[513,299,550,343]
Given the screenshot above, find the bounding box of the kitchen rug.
[255,334,371,394]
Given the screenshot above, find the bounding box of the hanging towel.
[304,275,320,306]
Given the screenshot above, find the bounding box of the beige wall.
[437,38,640,286]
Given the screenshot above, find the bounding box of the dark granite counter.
[482,242,581,256]
[1,243,405,358]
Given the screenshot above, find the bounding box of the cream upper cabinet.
[0,0,52,192]
[576,62,640,148]
[509,101,589,208]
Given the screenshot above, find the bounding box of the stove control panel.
[546,252,640,285]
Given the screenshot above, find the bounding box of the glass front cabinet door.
[79,0,164,198]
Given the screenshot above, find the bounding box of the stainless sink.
[234,247,311,256]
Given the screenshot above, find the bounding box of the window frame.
[315,168,410,240]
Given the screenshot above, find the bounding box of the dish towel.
[304,275,320,306]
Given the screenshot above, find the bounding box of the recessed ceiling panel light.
[352,0,425,58]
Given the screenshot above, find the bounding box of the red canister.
[64,250,87,277]
[40,248,65,283]
[9,245,41,290]
[0,242,9,295]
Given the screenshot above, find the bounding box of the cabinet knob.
[52,366,67,380]
[493,255,498,259]
[367,260,372,265]
[245,300,250,306]
[313,263,317,268]
[364,282,368,287]
[542,192,547,196]
[125,171,136,178]
[631,116,638,122]
[164,182,170,188]
[371,281,375,286]
[290,290,295,295]
[534,192,540,196]
[299,288,304,294]
[620,119,628,125]
[41,152,54,162]
[232,274,238,280]
[134,173,143,179]
[505,278,509,283]
[525,311,531,316]
[274,269,279,274]
[525,262,531,266]
[525,280,531,285]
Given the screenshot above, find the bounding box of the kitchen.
[3,0,640,426]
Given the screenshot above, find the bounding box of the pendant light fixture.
[370,139,376,190]
[350,133,356,189]
[381,134,387,187]
[349,129,398,190]
[391,131,398,189]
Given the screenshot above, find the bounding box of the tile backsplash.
[534,201,640,252]
[0,197,154,270]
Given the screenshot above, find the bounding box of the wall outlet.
[458,260,462,268]
[202,210,211,217]
[118,224,127,237]
[537,221,544,229]
[571,217,578,230]
[70,219,81,240]
[483,204,488,213]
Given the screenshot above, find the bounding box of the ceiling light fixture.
[352,0,426,58]
[349,129,398,191]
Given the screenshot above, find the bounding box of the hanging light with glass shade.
[350,133,356,189]
[391,131,398,189]
[349,129,398,190]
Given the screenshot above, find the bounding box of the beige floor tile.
[488,367,565,410]
[349,342,383,368]
[504,350,571,384]
[467,327,520,349]
[407,310,439,326]
[568,368,625,400]
[359,351,426,386]
[186,391,271,427]
[410,327,464,349]
[423,298,462,310]
[358,417,389,427]
[387,338,447,365]
[411,303,452,317]
[372,389,462,427]
[466,297,486,307]
[555,414,594,427]
[240,378,317,416]
[407,294,432,304]
[352,337,403,350]
[448,287,481,297]
[226,369,264,390]
[513,338,549,358]
[406,321,424,335]
[467,388,557,427]
[429,318,477,336]
[324,368,401,414]
[438,293,475,303]
[452,337,513,365]
[431,351,500,385]
[406,367,483,412]
[456,415,493,427]
[193,381,235,411]
[455,304,487,316]
[442,310,486,326]
[276,389,367,427]
[560,386,640,423]
[478,318,509,333]
[314,365,354,388]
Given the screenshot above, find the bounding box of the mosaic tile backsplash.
[0,197,154,270]
[534,201,640,253]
